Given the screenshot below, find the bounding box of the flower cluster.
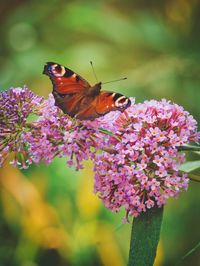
[94,99,199,220]
[23,94,103,169]
[0,86,43,168]
[1,87,199,219]
[0,88,107,169]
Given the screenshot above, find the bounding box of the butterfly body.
[43,62,131,120]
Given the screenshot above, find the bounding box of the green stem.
[128,206,164,266]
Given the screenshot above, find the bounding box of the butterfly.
[43,62,131,120]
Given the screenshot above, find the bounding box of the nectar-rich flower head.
[23,94,111,169]
[0,88,110,170]
[0,88,199,220]
[0,86,43,168]
[94,99,199,221]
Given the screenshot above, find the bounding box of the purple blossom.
[0,86,43,168]
[22,94,110,170]
[0,89,108,169]
[1,88,199,221]
[94,99,199,221]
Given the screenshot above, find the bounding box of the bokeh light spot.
[8,23,37,51]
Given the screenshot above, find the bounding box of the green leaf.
[98,127,121,141]
[179,160,200,173]
[26,113,39,123]
[178,145,200,152]
[179,161,200,182]
[98,127,114,136]
[128,206,163,266]
[180,241,200,261]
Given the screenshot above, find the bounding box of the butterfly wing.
[43,62,131,120]
[52,90,86,117]
[75,91,131,120]
[43,62,90,94]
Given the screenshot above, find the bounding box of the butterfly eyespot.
[114,95,130,109]
[51,64,66,77]
[47,66,52,72]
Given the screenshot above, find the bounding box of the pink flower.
[0,87,43,168]
[1,88,199,221]
[94,99,198,221]
[153,155,164,167]
[0,90,105,170]
[155,167,168,178]
[146,199,155,209]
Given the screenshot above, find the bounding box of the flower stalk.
[128,206,164,266]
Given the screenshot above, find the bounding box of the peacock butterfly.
[43,62,131,120]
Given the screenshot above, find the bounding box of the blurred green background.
[0,0,200,265]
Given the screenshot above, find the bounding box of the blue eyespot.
[47,66,52,73]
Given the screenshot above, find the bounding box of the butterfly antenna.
[102,77,127,85]
[90,61,98,83]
